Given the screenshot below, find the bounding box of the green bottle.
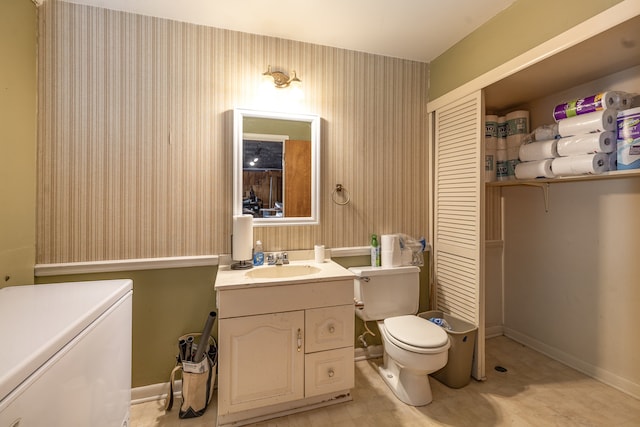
[370,234,381,267]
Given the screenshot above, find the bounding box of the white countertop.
[214,259,355,290]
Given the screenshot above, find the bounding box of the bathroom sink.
[245,264,321,279]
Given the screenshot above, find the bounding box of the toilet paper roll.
[551,153,609,176]
[314,244,325,263]
[557,109,617,137]
[518,139,558,162]
[380,234,400,252]
[515,159,555,179]
[380,234,401,267]
[556,131,615,156]
[553,91,627,122]
[232,215,253,261]
[381,250,401,267]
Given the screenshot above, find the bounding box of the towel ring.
[332,184,350,206]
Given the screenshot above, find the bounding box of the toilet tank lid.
[349,265,419,277]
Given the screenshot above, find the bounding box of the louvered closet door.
[433,90,485,380]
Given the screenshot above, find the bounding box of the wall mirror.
[233,108,320,226]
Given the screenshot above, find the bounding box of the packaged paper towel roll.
[557,109,617,137]
[553,91,627,122]
[496,148,508,181]
[485,149,497,182]
[485,114,498,146]
[515,159,555,179]
[551,153,609,176]
[518,139,558,161]
[556,131,615,156]
[497,116,507,150]
[232,214,253,261]
[506,110,529,136]
[617,107,640,170]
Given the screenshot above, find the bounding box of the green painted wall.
[0,0,37,287]
[37,256,430,388]
[429,0,624,100]
[243,117,311,140]
[36,266,217,387]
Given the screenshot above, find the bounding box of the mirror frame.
[233,108,321,226]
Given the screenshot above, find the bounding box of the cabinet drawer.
[304,347,354,398]
[305,305,354,353]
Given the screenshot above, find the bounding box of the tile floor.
[130,336,640,426]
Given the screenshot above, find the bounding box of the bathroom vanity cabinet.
[215,262,355,427]
[428,2,640,397]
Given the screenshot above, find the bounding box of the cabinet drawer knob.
[328,369,335,378]
[328,325,335,334]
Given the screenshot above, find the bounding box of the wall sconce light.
[263,65,301,88]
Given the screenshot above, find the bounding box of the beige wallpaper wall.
[37,0,430,264]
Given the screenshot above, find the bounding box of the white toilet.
[351,265,450,406]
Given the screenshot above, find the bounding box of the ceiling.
[61,0,517,63]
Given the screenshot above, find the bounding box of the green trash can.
[419,310,477,388]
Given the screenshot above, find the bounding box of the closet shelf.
[486,168,640,187]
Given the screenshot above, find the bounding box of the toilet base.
[378,355,434,406]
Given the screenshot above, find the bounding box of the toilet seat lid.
[384,315,449,348]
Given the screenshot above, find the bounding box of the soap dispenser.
[253,240,264,266]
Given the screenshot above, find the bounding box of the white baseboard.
[132,351,383,405]
[131,381,180,405]
[485,325,504,339]
[354,345,383,361]
[504,327,640,400]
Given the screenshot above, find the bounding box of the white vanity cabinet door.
[304,347,354,397]
[218,311,305,415]
[305,305,354,353]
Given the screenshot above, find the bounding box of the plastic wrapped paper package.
[557,109,617,137]
[518,139,558,162]
[515,159,555,179]
[556,131,616,156]
[553,91,629,122]
[617,107,640,170]
[551,153,609,176]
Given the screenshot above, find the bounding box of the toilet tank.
[350,265,420,321]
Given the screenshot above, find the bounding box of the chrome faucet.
[266,253,276,265]
[267,252,289,265]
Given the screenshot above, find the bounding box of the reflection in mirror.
[233,109,320,226]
